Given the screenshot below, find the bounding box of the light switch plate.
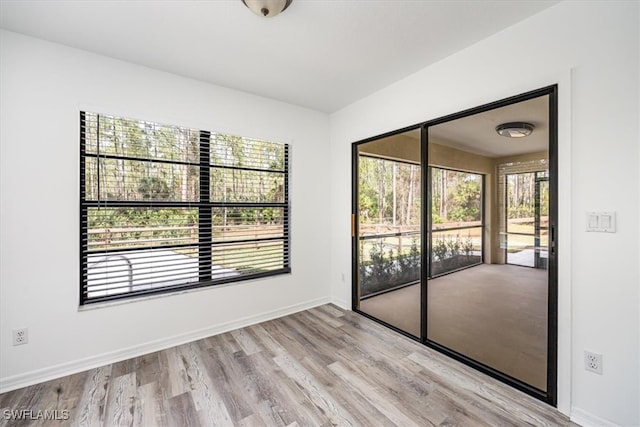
[586,211,616,233]
[600,211,616,232]
[587,213,599,230]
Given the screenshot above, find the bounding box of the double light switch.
[586,211,616,233]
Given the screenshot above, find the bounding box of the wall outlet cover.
[584,350,603,374]
[12,328,28,346]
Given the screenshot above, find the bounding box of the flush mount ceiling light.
[495,122,535,138]
[242,0,293,17]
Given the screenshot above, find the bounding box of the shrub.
[360,240,420,296]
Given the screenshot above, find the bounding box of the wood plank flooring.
[0,304,574,426]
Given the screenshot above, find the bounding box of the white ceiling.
[0,0,559,113]
[361,95,549,159]
[430,95,549,157]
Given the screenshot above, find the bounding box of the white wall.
[330,1,639,426]
[0,30,331,391]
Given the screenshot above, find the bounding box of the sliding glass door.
[505,171,549,268]
[352,86,557,404]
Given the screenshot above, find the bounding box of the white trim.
[0,296,330,394]
[571,407,621,427]
[556,69,573,417]
[331,297,350,310]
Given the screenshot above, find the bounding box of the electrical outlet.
[584,350,603,374]
[13,328,28,346]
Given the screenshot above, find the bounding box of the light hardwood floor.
[0,304,573,426]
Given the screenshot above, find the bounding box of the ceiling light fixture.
[495,122,535,138]
[242,0,292,17]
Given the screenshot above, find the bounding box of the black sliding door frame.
[351,124,425,342]
[351,85,558,406]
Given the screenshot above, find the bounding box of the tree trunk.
[442,170,448,220]
[181,129,189,202]
[392,163,397,227]
[406,166,414,225]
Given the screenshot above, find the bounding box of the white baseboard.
[330,297,350,310]
[571,407,620,427]
[0,296,330,394]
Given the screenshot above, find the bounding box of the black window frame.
[80,111,290,305]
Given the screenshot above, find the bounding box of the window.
[80,112,290,304]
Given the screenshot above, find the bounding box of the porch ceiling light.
[496,122,535,138]
[242,0,293,17]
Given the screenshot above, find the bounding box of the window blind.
[80,112,290,304]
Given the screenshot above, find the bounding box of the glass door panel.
[427,94,551,392]
[354,129,422,338]
[506,172,549,268]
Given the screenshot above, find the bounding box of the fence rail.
[87,224,283,248]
